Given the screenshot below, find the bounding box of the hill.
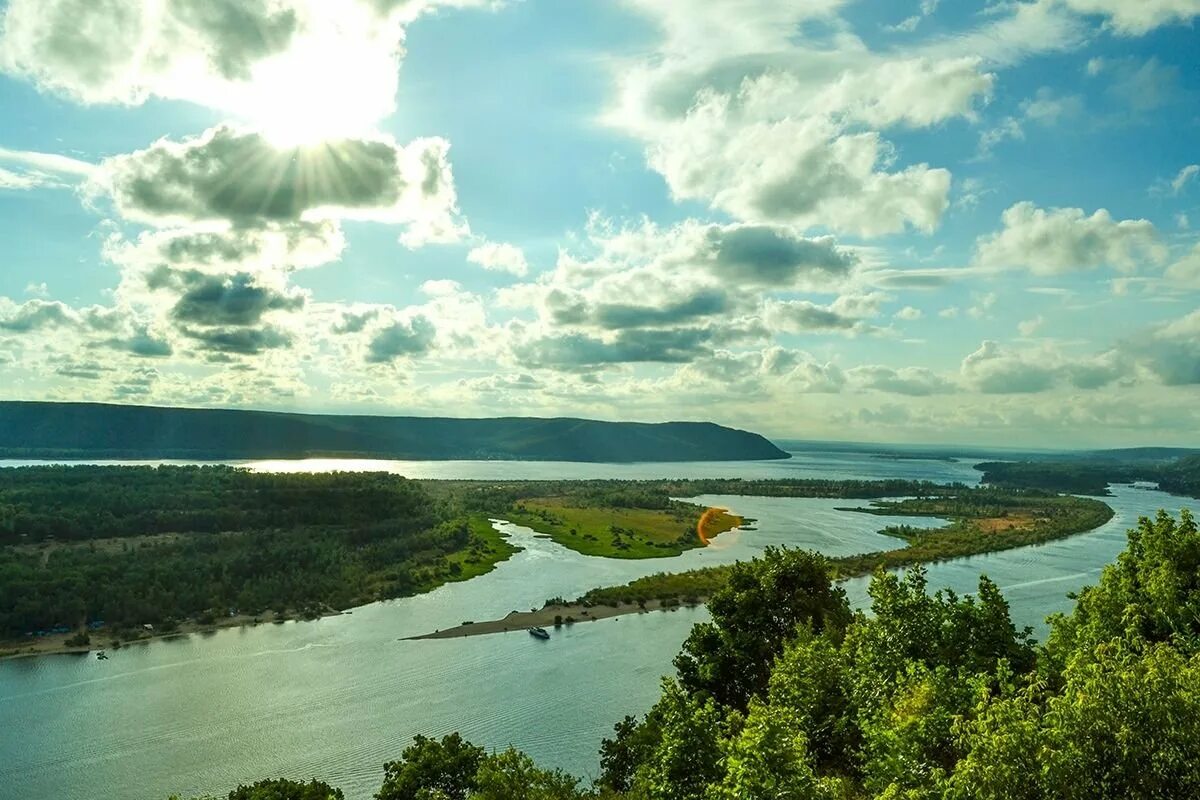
[0,402,789,463]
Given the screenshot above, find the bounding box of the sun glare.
[225,11,399,147]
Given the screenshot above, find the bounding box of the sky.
[0,0,1197,449]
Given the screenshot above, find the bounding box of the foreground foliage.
[174,509,1200,800]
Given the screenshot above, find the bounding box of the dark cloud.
[849,365,955,396]
[333,309,381,335]
[170,0,298,81]
[515,328,718,368]
[771,301,858,331]
[552,289,734,331]
[105,328,174,358]
[709,225,855,285]
[366,316,437,363]
[180,325,292,355]
[167,271,305,327]
[0,299,75,331]
[1123,335,1200,386]
[102,126,415,225]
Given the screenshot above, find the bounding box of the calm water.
[0,452,1191,800]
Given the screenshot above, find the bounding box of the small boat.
[527,626,550,640]
[96,651,108,660]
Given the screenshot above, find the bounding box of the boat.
[528,626,550,640]
[96,651,108,660]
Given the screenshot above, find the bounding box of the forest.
[172,509,1200,799]
[0,469,1116,644]
[976,453,1200,497]
[0,466,516,639]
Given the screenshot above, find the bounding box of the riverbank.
[404,599,696,640]
[409,492,1116,640]
[0,608,345,661]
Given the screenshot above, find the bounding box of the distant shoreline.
[0,609,343,662]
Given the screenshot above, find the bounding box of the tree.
[376,734,485,800]
[765,625,856,774]
[472,749,581,800]
[950,642,1200,799]
[674,547,851,709]
[631,680,726,800]
[226,779,344,800]
[1046,509,1200,671]
[706,698,826,800]
[599,714,662,793]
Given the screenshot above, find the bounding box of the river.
[0,452,1192,800]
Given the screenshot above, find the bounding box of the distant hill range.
[0,402,789,463]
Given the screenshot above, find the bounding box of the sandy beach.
[404,598,705,641]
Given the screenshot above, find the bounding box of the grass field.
[578,492,1114,604]
[502,497,743,558]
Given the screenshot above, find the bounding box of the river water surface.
[0,452,1192,800]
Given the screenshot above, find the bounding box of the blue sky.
[0,0,1197,447]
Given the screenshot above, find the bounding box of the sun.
[221,9,400,148]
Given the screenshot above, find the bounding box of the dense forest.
[977,453,1200,497]
[173,510,1200,799]
[0,466,516,639]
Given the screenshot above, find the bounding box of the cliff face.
[0,402,790,463]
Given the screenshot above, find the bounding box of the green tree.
[227,779,344,800]
[472,749,581,800]
[705,698,826,800]
[674,547,851,709]
[376,734,485,800]
[765,625,855,774]
[1046,508,1200,672]
[599,714,662,793]
[632,680,726,800]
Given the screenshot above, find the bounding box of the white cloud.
[974,202,1167,274]
[1018,316,1045,336]
[1165,243,1200,287]
[1087,56,1182,112]
[467,242,529,276]
[0,146,96,176]
[977,87,1082,159]
[0,0,500,144]
[0,166,44,190]
[609,2,996,236]
[1170,165,1199,195]
[0,146,95,191]
[1061,0,1200,35]
[961,339,1125,394]
[1120,309,1200,386]
[894,306,923,321]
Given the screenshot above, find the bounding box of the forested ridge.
[0,401,789,462]
[172,510,1200,800]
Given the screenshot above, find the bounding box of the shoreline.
[404,599,702,641]
[0,608,344,662]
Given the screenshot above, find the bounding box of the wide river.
[0,451,1193,800]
